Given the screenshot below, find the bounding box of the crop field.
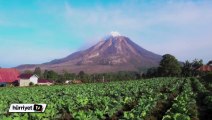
[0,78,211,120]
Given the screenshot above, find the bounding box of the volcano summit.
[16,33,162,73]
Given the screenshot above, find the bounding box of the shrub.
[202,72,212,83]
[29,82,34,86]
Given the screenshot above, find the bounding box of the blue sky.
[0,0,211,67]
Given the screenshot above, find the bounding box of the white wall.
[29,75,38,84]
[19,79,30,86]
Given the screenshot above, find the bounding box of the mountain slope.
[16,34,162,73]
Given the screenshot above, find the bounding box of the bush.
[202,72,212,83]
[203,95,212,110]
[29,82,34,86]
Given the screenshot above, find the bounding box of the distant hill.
[16,32,162,73]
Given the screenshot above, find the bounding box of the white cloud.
[64,1,212,29]
[63,1,212,62]
[1,0,212,67]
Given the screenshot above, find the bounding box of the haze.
[0,0,211,67]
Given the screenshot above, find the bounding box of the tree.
[47,70,58,81]
[181,59,204,77]
[145,67,158,78]
[33,67,41,77]
[181,60,193,77]
[57,75,66,83]
[43,70,48,79]
[207,60,212,65]
[158,54,181,77]
[191,59,203,76]
[62,71,76,80]
[78,71,85,80]
[192,59,203,70]
[43,70,58,81]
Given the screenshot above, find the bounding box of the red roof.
[0,68,20,83]
[19,74,34,79]
[198,65,212,72]
[38,79,53,83]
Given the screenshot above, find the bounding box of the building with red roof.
[19,74,39,86]
[19,74,36,79]
[19,73,53,86]
[0,70,53,87]
[198,65,212,72]
[37,79,53,86]
[0,68,20,83]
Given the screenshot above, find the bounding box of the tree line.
[24,54,211,83]
[144,54,211,78]
[24,68,141,83]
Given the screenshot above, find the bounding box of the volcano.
[16,32,162,73]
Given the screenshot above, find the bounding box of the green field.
[0,78,211,120]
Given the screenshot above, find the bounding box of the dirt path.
[144,80,184,120]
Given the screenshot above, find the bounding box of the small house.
[19,74,39,86]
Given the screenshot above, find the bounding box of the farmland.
[0,78,211,120]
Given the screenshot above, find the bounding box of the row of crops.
[0,77,211,120]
